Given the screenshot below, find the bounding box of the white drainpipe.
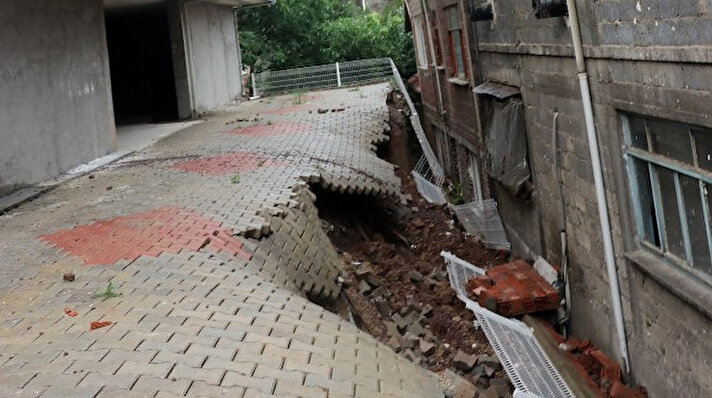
[565,0,630,373]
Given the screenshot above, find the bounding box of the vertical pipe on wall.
[565,0,630,373]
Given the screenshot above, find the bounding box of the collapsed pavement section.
[0,84,447,397]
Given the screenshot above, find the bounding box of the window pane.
[452,33,465,77]
[631,158,658,245]
[627,115,648,150]
[448,7,459,29]
[701,184,712,275]
[647,119,693,164]
[680,175,711,270]
[693,129,712,172]
[657,167,685,259]
[413,17,427,67]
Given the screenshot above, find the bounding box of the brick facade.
[406,0,712,396]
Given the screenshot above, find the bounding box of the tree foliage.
[239,0,415,76]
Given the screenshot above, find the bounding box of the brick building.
[405,0,712,396]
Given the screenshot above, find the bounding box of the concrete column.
[180,1,242,114]
[0,0,115,194]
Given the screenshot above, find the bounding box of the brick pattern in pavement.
[0,84,446,397]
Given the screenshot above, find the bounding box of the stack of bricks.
[466,260,560,316]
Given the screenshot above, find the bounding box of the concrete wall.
[182,2,242,114]
[409,0,712,396]
[0,0,115,195]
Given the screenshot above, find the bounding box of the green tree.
[239,0,414,76]
[320,4,415,76]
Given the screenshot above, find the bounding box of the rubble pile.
[552,333,647,398]
[341,260,512,394]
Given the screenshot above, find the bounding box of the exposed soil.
[314,91,512,390]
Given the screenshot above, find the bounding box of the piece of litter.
[63,272,75,282]
[90,321,112,330]
[64,308,78,317]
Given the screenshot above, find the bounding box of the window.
[623,114,712,277]
[446,6,467,79]
[412,15,428,69]
[430,11,443,66]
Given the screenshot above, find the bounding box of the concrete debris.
[453,350,477,371]
[438,369,479,398]
[419,339,435,356]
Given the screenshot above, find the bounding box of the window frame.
[623,113,712,283]
[412,15,428,70]
[446,5,467,80]
[429,10,443,67]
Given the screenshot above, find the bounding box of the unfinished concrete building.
[406,0,712,396]
[0,0,272,196]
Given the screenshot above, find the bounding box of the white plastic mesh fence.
[412,155,446,204]
[252,58,393,97]
[441,252,574,398]
[440,251,484,310]
[474,305,575,398]
[452,199,510,251]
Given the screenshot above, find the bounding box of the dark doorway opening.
[105,3,179,125]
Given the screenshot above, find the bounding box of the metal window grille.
[623,113,712,277]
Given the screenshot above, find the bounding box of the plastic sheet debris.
[452,199,510,251]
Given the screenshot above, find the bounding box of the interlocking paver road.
[0,84,445,397]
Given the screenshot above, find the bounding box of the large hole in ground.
[309,91,513,392]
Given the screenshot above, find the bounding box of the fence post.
[251,73,258,98]
[335,62,342,87]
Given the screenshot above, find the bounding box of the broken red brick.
[467,260,559,316]
[64,308,78,317]
[590,349,622,392]
[610,381,647,398]
[89,321,112,331]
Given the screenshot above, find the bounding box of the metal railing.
[250,58,444,180]
[251,58,393,98]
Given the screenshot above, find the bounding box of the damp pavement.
[0,84,446,397]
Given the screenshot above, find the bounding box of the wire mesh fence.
[412,155,446,204]
[251,58,393,97]
[452,199,511,251]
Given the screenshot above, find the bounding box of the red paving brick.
[467,260,560,316]
[226,122,314,137]
[171,152,287,175]
[39,206,251,265]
